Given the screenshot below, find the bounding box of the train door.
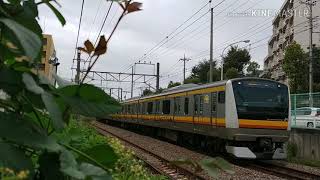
[193,95,206,125]
[211,92,217,127]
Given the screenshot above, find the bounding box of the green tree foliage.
[283,42,308,93]
[312,47,320,92]
[225,68,238,79]
[142,89,153,96]
[184,77,201,84]
[260,69,272,79]
[223,46,251,76]
[246,61,261,77]
[167,81,181,88]
[187,60,220,84]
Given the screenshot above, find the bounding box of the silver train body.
[111,78,291,159]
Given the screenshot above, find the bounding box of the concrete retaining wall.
[289,128,320,160]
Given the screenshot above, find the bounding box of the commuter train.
[110,78,290,159]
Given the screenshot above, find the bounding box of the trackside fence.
[290,92,320,128]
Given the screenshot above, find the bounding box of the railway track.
[243,161,320,180]
[92,121,206,180]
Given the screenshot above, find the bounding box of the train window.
[194,95,199,114]
[147,102,153,114]
[184,98,189,115]
[174,97,181,114]
[143,103,147,113]
[162,100,171,114]
[199,96,204,114]
[155,101,160,114]
[211,92,217,112]
[133,104,137,113]
[218,91,225,104]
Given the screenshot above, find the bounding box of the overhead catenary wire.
[86,0,103,39]
[93,1,114,46]
[136,0,212,62]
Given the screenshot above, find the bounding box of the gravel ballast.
[93,122,286,180]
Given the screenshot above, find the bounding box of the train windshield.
[232,79,289,120]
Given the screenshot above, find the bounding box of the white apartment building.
[263,0,320,83]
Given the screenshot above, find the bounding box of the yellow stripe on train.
[111,114,288,130]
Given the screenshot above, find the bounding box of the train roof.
[123,77,286,103]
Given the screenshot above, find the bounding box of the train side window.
[218,91,225,104]
[199,96,204,114]
[144,103,147,113]
[128,105,131,113]
[194,95,199,114]
[155,101,160,114]
[147,102,153,114]
[184,98,189,115]
[211,92,217,112]
[174,97,181,114]
[162,100,171,114]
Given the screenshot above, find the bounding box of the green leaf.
[22,73,44,94]
[57,84,120,117]
[46,2,66,26]
[42,92,64,131]
[199,159,219,178]
[60,149,85,179]
[23,0,38,18]
[0,112,61,152]
[62,98,120,117]
[0,18,41,61]
[53,74,74,88]
[78,144,118,168]
[79,163,111,178]
[39,75,52,85]
[0,67,23,96]
[210,157,234,174]
[0,142,33,175]
[39,152,65,180]
[58,84,111,102]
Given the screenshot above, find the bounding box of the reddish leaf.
[93,36,107,56]
[127,2,142,13]
[84,40,95,54]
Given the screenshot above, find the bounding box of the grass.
[56,119,168,180]
[288,158,320,168]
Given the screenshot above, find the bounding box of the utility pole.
[301,0,316,106]
[209,7,214,83]
[180,54,191,83]
[75,50,81,84]
[156,63,160,91]
[131,66,134,98]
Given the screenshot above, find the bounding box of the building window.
[43,38,47,45]
[162,100,171,114]
[184,98,189,115]
[35,63,45,70]
[42,51,46,58]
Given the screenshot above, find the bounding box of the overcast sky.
[38,0,285,98]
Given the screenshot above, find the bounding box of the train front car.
[225,78,290,159]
